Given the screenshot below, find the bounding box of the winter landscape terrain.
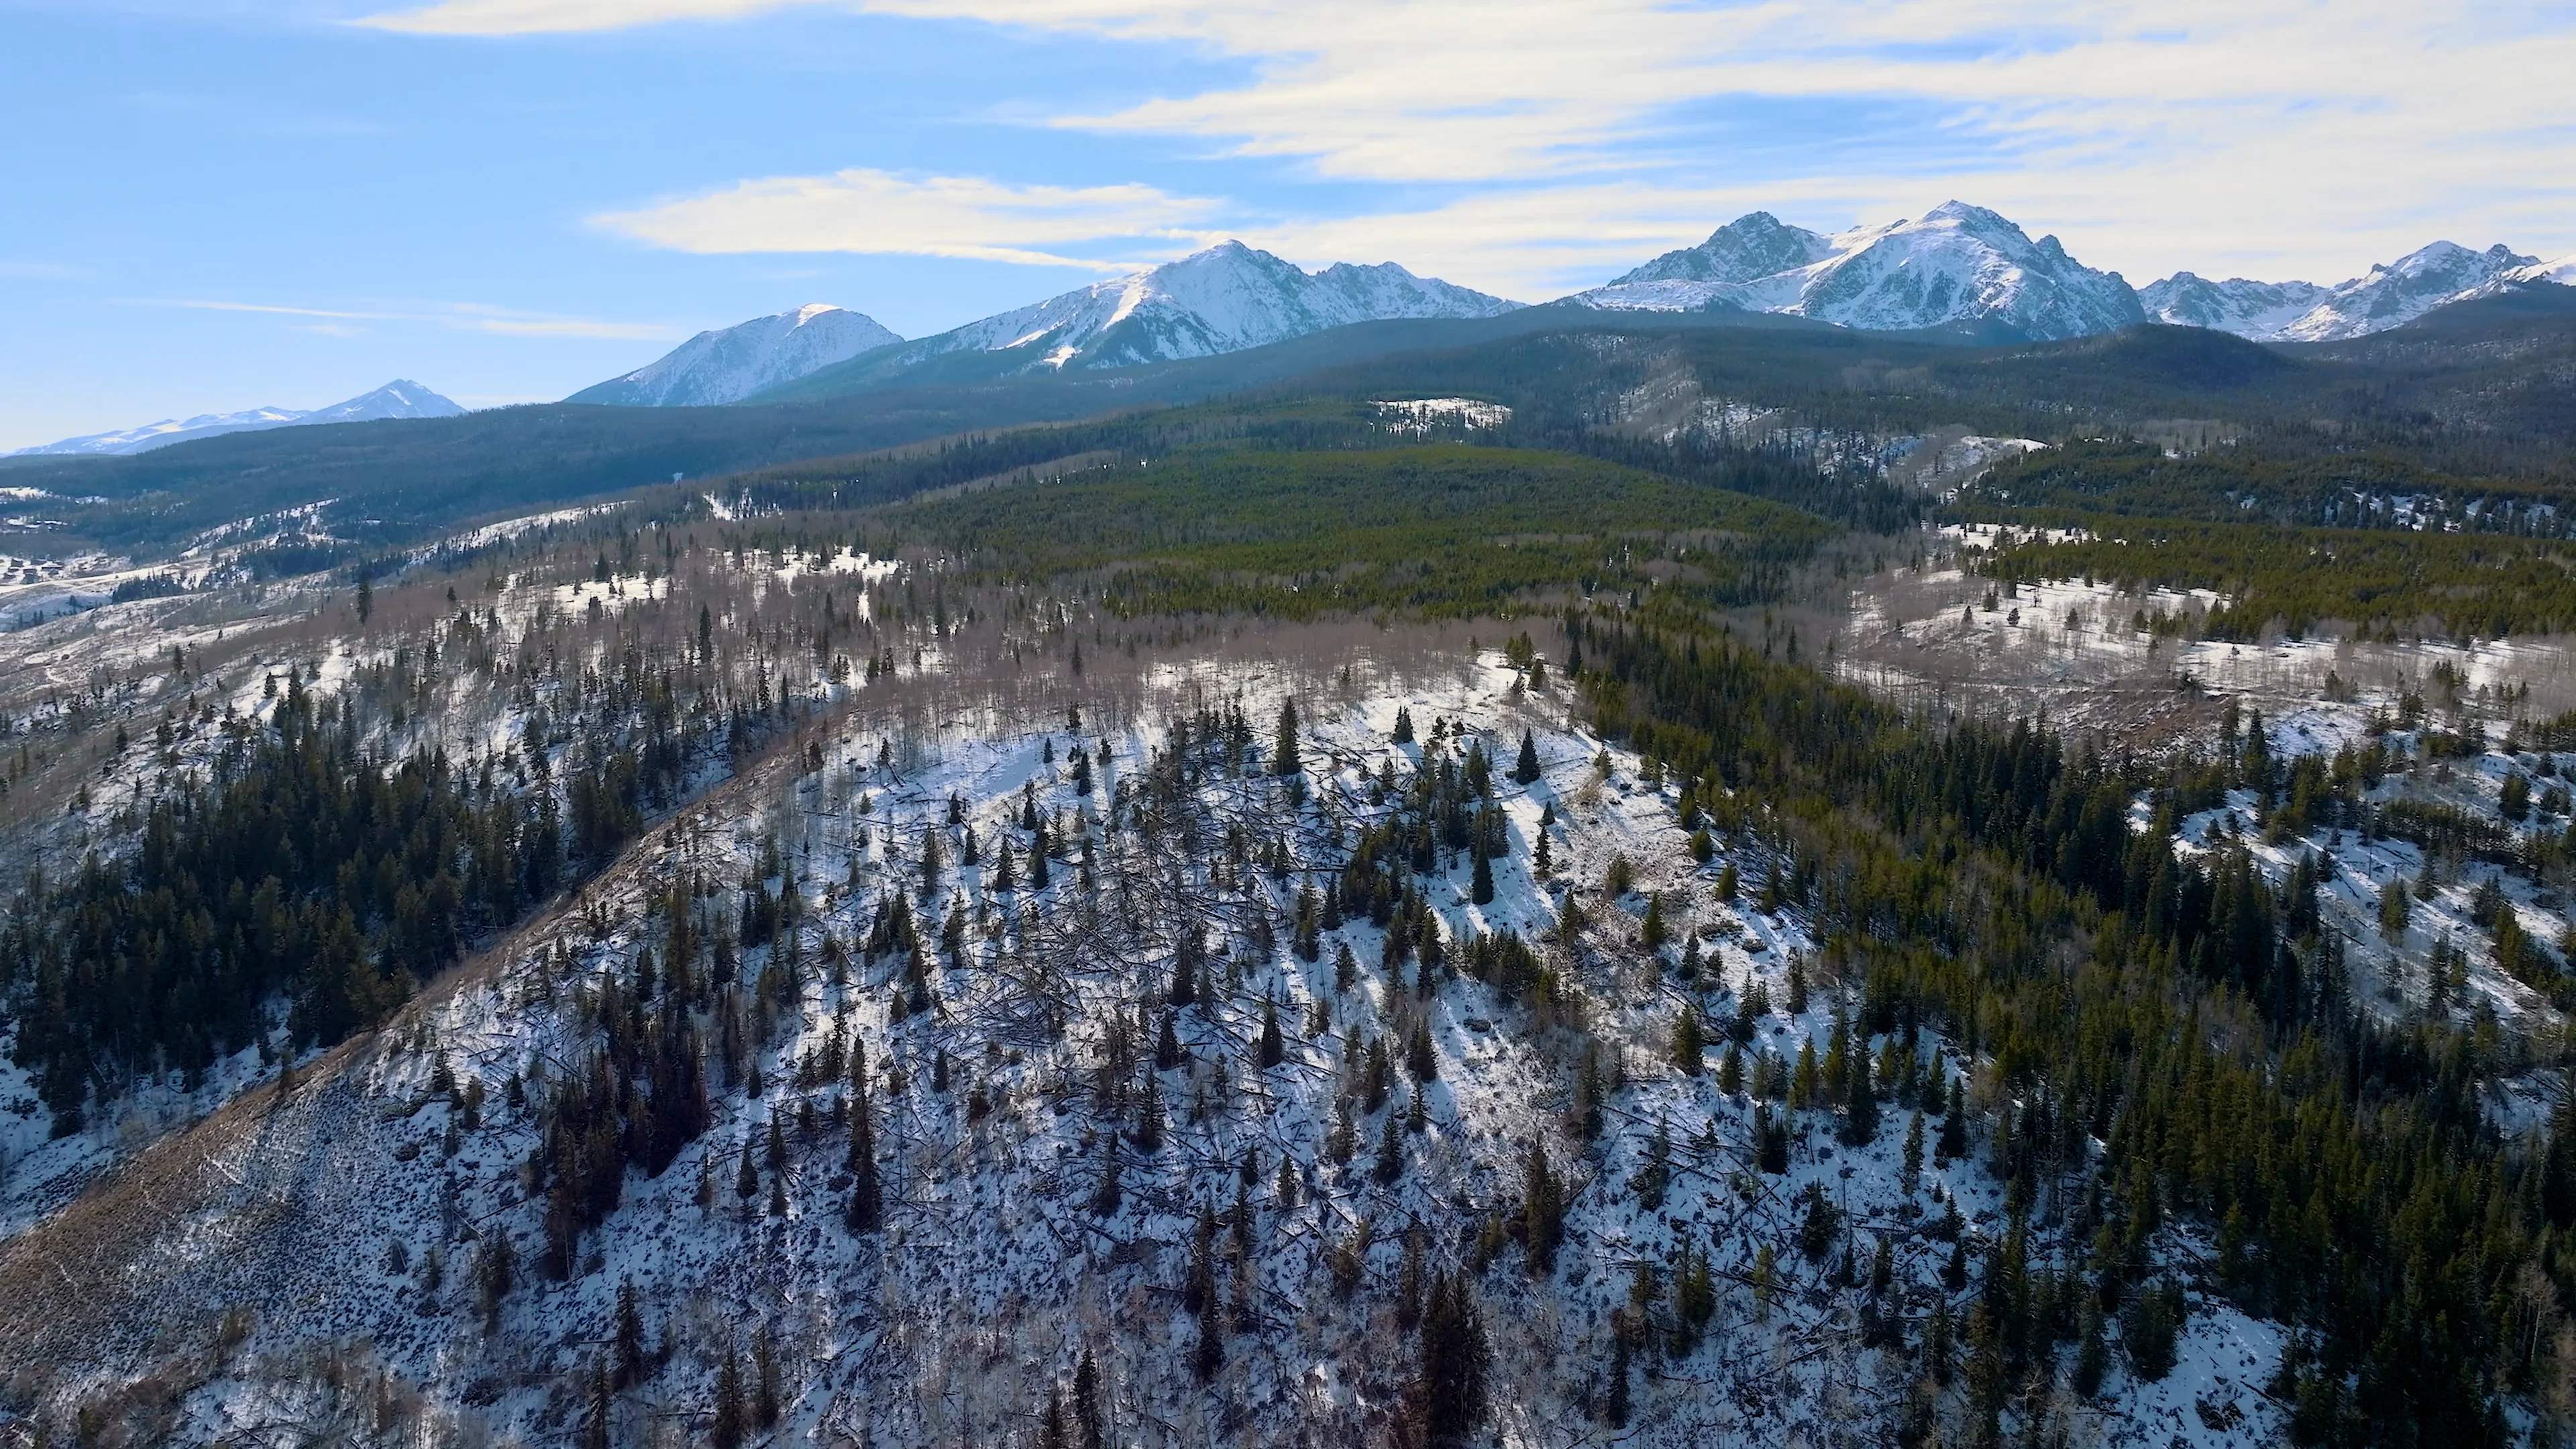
[4,212,2576,1449]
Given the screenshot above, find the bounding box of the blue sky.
[4,0,2571,449]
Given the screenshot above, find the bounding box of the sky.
[3,0,2573,450]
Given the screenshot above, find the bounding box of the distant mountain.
[1568,203,2146,341]
[2143,241,2540,341]
[9,380,462,457]
[2136,274,2333,340]
[568,305,901,407]
[761,242,1520,400]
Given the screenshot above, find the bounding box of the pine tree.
[2380,876,2412,939]
[1513,730,1542,785]
[1155,1011,1185,1071]
[1669,1004,1705,1075]
[1273,696,1301,775]
[1717,1042,1743,1095]
[1642,891,1667,950]
[2073,1301,2109,1397]
[1393,707,1415,745]
[1374,1108,1405,1184]
[1470,845,1494,905]
[1902,1111,1924,1191]
[1603,1332,1631,1428]
[1417,1273,1490,1448]
[1256,998,1285,1069]
[1074,1350,1106,1449]
[1040,1387,1069,1449]
[1407,1018,1437,1081]
[584,1360,611,1449]
[753,1324,781,1428]
[712,1339,747,1449]
[478,1231,514,1332]
[614,1278,650,1387]
[1937,1077,1968,1163]
[845,1085,882,1233]
[1840,1032,1879,1146]
[1524,1140,1564,1275]
[1090,1138,1122,1216]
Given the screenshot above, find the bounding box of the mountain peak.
[853,241,1521,378]
[1577,201,2142,340]
[2145,238,2538,341]
[568,305,902,407]
[9,380,461,456]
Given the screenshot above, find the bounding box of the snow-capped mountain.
[2143,241,2540,341]
[567,304,901,407]
[1568,203,2145,341]
[2134,274,2332,340]
[9,380,463,457]
[863,241,1520,378]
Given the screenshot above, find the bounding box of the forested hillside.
[5,288,2576,1448]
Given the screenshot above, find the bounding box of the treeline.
[1574,613,2565,1445]
[1975,518,2576,640]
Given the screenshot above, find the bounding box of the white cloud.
[122,297,682,341]
[356,0,2576,284]
[590,168,1225,268]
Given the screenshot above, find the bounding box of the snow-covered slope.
[2509,253,2576,288]
[2136,274,2332,339]
[9,380,463,456]
[2143,241,2540,341]
[861,241,1520,378]
[1568,203,2146,341]
[567,304,902,407]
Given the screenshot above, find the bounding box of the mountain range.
[570,207,2574,411]
[9,380,462,457]
[26,211,2571,453]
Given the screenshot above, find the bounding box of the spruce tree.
[614,1278,649,1387]
[1524,1141,1564,1275]
[1273,696,1301,775]
[1074,1350,1106,1449]
[583,1361,611,1449]
[1840,1034,1879,1146]
[711,1340,747,1449]
[1603,1332,1631,1428]
[1470,845,1494,905]
[753,1325,780,1428]
[1256,998,1285,1069]
[1041,1387,1070,1449]
[1669,1004,1705,1075]
[1374,1108,1405,1184]
[845,1086,883,1233]
[1513,730,1542,786]
[1417,1273,1489,1448]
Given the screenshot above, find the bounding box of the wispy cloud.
[0,260,89,281]
[119,297,682,341]
[591,168,1224,269]
[353,0,2576,282]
